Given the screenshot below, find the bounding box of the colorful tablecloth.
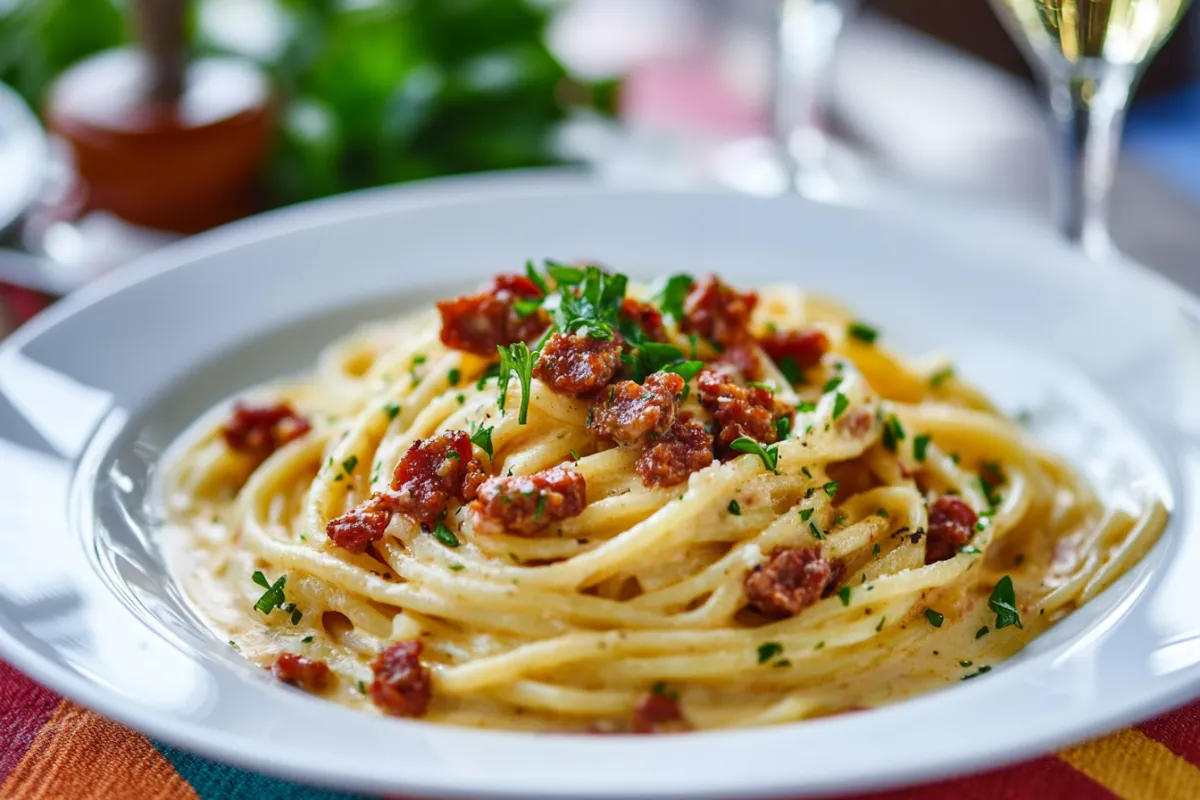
[3,658,1200,799]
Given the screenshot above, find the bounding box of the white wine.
[993,0,1190,66]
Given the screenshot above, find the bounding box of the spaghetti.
[162,265,1166,732]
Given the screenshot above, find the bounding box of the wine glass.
[988,0,1192,258]
[713,0,860,198]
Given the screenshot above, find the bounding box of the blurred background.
[0,0,1198,331]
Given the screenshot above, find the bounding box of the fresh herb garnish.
[757,642,784,664]
[542,265,627,340]
[910,434,931,463]
[545,260,587,287]
[447,368,462,386]
[775,416,791,440]
[832,392,850,420]
[534,494,548,521]
[497,342,536,424]
[746,381,775,392]
[847,322,878,344]
[873,543,881,557]
[432,522,460,548]
[875,616,886,632]
[924,609,945,628]
[342,455,358,475]
[929,366,955,388]
[730,437,780,474]
[665,360,704,382]
[822,481,839,499]
[357,680,367,694]
[978,474,1002,509]
[881,415,905,452]
[797,400,817,413]
[252,571,288,616]
[809,521,825,540]
[961,665,992,681]
[384,402,401,421]
[822,376,843,394]
[727,499,741,516]
[470,426,494,459]
[837,586,851,606]
[525,259,549,295]
[778,356,804,385]
[448,563,465,572]
[875,508,889,519]
[800,508,815,522]
[976,626,990,639]
[988,576,1023,630]
[650,274,693,323]
[959,545,982,555]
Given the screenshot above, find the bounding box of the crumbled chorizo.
[711,341,762,382]
[272,653,331,693]
[925,496,977,564]
[635,416,714,487]
[469,465,587,536]
[325,493,397,554]
[370,640,431,718]
[744,546,841,618]
[533,332,623,396]
[680,275,757,349]
[632,690,691,734]
[437,273,547,356]
[222,402,311,460]
[588,372,683,447]
[697,369,792,454]
[759,329,830,375]
[620,297,668,342]
[325,431,486,553]
[391,431,487,526]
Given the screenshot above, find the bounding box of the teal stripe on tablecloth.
[155,742,369,800]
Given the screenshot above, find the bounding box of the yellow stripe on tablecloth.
[0,701,197,800]
[1060,728,1200,800]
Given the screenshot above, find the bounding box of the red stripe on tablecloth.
[846,754,1118,800]
[0,661,61,783]
[1138,699,1200,766]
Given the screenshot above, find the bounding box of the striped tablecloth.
[3,658,1199,799]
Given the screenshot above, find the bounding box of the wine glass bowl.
[988,0,1192,258]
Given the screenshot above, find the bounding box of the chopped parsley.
[797,400,817,413]
[847,321,878,344]
[837,586,852,606]
[778,356,804,385]
[470,426,494,459]
[447,368,462,386]
[252,571,287,616]
[875,508,889,519]
[822,481,839,498]
[665,359,704,382]
[959,659,973,667]
[357,680,367,694]
[873,543,881,557]
[961,665,992,681]
[809,521,825,540]
[302,635,314,644]
[929,366,955,388]
[814,641,825,650]
[525,259,550,295]
[988,576,1023,630]
[822,376,843,394]
[727,499,741,516]
[542,265,627,340]
[342,455,358,475]
[384,402,401,421]
[496,341,537,425]
[881,415,905,452]
[545,260,587,287]
[799,508,815,522]
[976,626,990,639]
[913,434,931,462]
[959,545,982,555]
[432,522,460,548]
[978,474,1003,509]
[228,640,239,650]
[832,392,850,420]
[924,609,945,628]
[448,563,465,572]
[875,616,886,632]
[650,273,693,323]
[757,642,784,664]
[775,416,791,440]
[534,494,548,520]
[730,437,780,474]
[801,467,813,479]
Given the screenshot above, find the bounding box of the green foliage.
[0,0,611,207]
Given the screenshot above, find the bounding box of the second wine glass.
[989,0,1191,258]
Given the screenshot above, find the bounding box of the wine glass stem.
[1045,66,1135,257]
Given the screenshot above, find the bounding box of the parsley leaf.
[525,259,549,296]
[837,585,852,606]
[665,360,704,382]
[800,508,814,522]
[384,402,401,421]
[545,260,586,286]
[988,576,1023,630]
[650,274,693,323]
[847,322,878,344]
[253,572,287,616]
[542,265,627,340]
[822,376,843,394]
[913,434,931,462]
[929,366,955,387]
[775,416,791,440]
[778,356,804,385]
[832,392,850,419]
[432,522,460,548]
[976,626,990,639]
[924,609,945,628]
[822,481,839,498]
[757,642,783,664]
[727,499,741,515]
[881,415,906,452]
[497,342,537,425]
[470,426,494,459]
[342,455,358,475]
[809,521,825,540]
[447,368,462,386]
[730,437,780,474]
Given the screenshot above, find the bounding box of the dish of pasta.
[162,263,1167,733]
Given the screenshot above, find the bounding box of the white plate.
[2,173,1199,800]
